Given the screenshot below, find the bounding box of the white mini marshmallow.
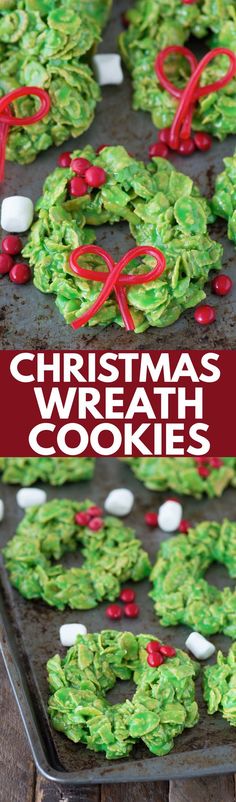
[185,632,216,660]
[16,487,47,509]
[60,623,87,647]
[104,488,134,517]
[92,54,123,86]
[158,499,182,532]
[1,195,34,232]
[0,499,4,521]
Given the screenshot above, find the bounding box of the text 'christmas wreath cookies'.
[119,0,236,143]
[203,643,236,727]
[150,519,236,638]
[0,457,95,485]
[122,457,236,497]
[212,149,236,245]
[47,630,199,758]
[0,0,111,164]
[3,499,151,609]
[23,145,222,331]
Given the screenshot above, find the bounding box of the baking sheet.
[0,0,236,350]
[0,457,236,784]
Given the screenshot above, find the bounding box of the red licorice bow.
[0,86,51,181]
[69,244,166,331]
[155,46,236,149]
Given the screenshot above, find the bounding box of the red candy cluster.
[57,152,107,197]
[194,456,223,478]
[0,235,31,284]
[74,505,104,532]
[146,639,176,667]
[106,588,140,621]
[149,131,212,160]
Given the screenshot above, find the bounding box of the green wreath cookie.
[122,457,236,497]
[0,0,111,164]
[0,457,95,485]
[3,499,151,609]
[47,630,199,758]
[119,0,236,139]
[212,149,236,244]
[23,145,222,330]
[203,643,236,726]
[150,519,236,638]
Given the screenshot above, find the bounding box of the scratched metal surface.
[0,458,236,783]
[0,0,236,350]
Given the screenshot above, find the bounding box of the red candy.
[158,128,171,145]
[87,505,103,517]
[96,144,109,154]
[106,604,122,620]
[68,177,88,197]
[211,274,233,296]
[9,262,31,284]
[2,235,22,255]
[70,157,91,176]
[145,512,158,527]
[193,132,212,151]
[124,602,140,618]
[209,457,223,469]
[146,640,161,653]
[88,517,104,531]
[119,588,136,603]
[75,511,90,526]
[85,166,107,188]
[179,519,191,534]
[0,253,13,274]
[149,142,169,159]
[178,138,195,155]
[57,151,71,168]
[147,652,164,667]
[194,304,216,325]
[182,0,198,4]
[159,645,176,658]
[198,466,210,478]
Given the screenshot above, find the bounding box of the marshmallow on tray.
[16,487,47,509]
[104,488,134,516]
[1,196,34,233]
[92,54,124,86]
[158,499,182,533]
[0,499,4,522]
[185,632,216,660]
[60,623,87,647]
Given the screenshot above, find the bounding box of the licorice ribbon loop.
[0,86,51,181]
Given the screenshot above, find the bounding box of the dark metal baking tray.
[0,0,236,350]
[0,457,236,784]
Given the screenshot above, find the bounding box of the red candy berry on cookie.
[209,457,223,469]
[158,128,171,145]
[84,166,107,188]
[193,132,212,151]
[0,253,14,274]
[198,465,210,478]
[211,275,233,296]
[159,645,176,658]
[147,652,164,667]
[75,511,90,526]
[87,505,103,517]
[124,602,140,618]
[179,519,191,534]
[119,588,136,603]
[146,641,161,653]
[57,151,71,168]
[2,235,22,255]
[88,517,103,531]
[106,604,123,620]
[149,142,169,159]
[70,158,91,176]
[9,263,31,284]
[178,138,195,155]
[194,305,216,325]
[68,177,88,197]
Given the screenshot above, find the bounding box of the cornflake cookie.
[0,0,111,163]
[23,145,222,330]
[203,643,236,726]
[212,149,236,244]
[0,457,95,485]
[150,519,236,638]
[122,457,236,497]
[119,0,236,139]
[47,630,199,758]
[3,499,151,609]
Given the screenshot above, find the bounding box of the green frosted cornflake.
[203,644,236,726]
[212,149,236,244]
[23,145,222,330]
[3,499,151,610]
[47,630,199,758]
[0,457,95,485]
[122,457,236,497]
[119,0,236,139]
[0,0,112,163]
[151,519,236,638]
